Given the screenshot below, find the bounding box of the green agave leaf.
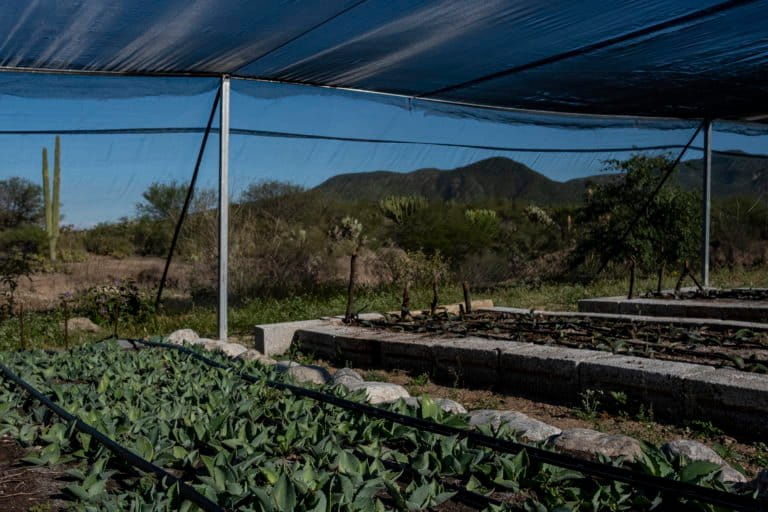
[135,435,154,462]
[272,474,297,512]
[419,396,440,420]
[680,460,721,483]
[262,467,279,485]
[64,483,92,502]
[308,491,328,512]
[337,450,362,476]
[172,445,188,460]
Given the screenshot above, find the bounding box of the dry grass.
[16,255,190,310]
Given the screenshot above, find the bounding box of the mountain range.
[314,153,768,204]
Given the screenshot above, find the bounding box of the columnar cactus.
[378,195,427,224]
[41,136,61,261]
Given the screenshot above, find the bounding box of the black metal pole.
[155,87,221,310]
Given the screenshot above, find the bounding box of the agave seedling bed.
[357,311,768,374]
[0,342,754,511]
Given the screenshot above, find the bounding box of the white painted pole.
[218,75,230,341]
[701,119,712,288]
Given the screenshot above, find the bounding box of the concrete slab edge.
[484,306,768,330]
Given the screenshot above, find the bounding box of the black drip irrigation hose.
[137,339,767,512]
[0,359,224,512]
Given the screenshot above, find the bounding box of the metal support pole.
[218,76,230,341]
[701,119,712,288]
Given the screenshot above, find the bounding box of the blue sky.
[0,76,764,227]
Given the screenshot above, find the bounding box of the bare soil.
[0,436,69,511]
[357,310,768,373]
[15,255,191,310]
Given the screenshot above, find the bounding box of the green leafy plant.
[0,343,751,511]
[575,389,603,422]
[80,279,154,337]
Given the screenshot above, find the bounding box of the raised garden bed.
[288,310,768,437]
[579,288,768,322]
[355,310,768,374]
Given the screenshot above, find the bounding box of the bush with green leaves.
[0,224,48,257]
[76,279,154,334]
[0,176,43,229]
[573,155,699,293]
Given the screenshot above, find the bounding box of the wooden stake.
[674,262,687,293]
[462,281,472,313]
[686,260,704,292]
[401,282,411,320]
[18,302,25,350]
[627,260,636,299]
[430,273,439,316]
[656,263,665,295]
[344,251,358,322]
[63,300,69,349]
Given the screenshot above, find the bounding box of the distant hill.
[314,153,768,204]
[675,151,768,197]
[314,157,602,204]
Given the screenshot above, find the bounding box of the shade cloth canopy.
[0,0,765,120]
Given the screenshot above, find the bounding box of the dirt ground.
[0,436,69,511]
[15,255,191,310]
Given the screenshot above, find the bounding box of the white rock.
[236,349,276,365]
[549,428,643,462]
[662,439,747,484]
[67,317,101,333]
[398,396,467,414]
[167,329,199,345]
[333,368,364,388]
[285,365,332,386]
[347,381,410,404]
[218,342,248,358]
[276,360,301,371]
[469,410,560,442]
[202,339,225,351]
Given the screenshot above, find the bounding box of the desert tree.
[0,177,43,229]
[574,154,698,297]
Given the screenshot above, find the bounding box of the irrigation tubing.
[138,339,767,512]
[0,359,225,512]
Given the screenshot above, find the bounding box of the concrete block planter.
[578,296,768,323]
[685,368,768,434]
[579,356,714,417]
[284,319,768,436]
[499,344,611,400]
[254,319,327,356]
[432,337,507,387]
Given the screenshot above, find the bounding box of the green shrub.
[83,222,136,258]
[75,279,155,331]
[0,224,48,256]
[129,217,171,257]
